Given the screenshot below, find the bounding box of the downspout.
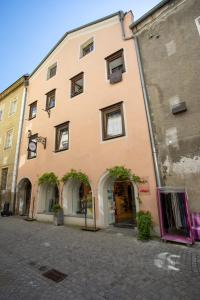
[118,11,161,187]
[134,36,161,187]
[12,76,29,213]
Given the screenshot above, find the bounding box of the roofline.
[30,11,122,78]
[0,74,29,100]
[130,0,171,29]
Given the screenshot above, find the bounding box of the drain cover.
[42,269,67,282]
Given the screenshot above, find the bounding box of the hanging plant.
[61,169,89,186]
[38,172,59,185]
[107,166,143,183]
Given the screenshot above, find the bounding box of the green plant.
[107,166,143,183]
[136,210,153,240]
[38,172,59,185]
[52,203,63,213]
[61,169,89,186]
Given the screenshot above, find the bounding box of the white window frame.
[80,37,94,58]
[4,129,13,149]
[47,62,57,80]
[9,98,17,116]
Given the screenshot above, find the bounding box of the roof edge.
[130,0,171,29]
[0,74,29,100]
[30,11,122,78]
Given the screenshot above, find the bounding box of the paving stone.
[0,217,200,299]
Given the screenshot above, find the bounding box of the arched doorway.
[63,179,93,217]
[99,172,139,227]
[37,183,59,213]
[17,178,32,216]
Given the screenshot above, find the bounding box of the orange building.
[17,11,158,231]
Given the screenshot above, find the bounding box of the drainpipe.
[134,36,161,187]
[11,75,29,213]
[118,11,161,187]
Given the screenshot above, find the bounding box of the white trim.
[4,128,14,149]
[195,16,200,36]
[8,97,18,116]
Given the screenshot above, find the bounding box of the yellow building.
[0,75,28,212]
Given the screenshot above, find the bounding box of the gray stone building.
[130,0,200,212]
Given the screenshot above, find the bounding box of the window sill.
[71,91,83,98]
[102,133,125,141]
[28,116,36,121]
[54,148,69,153]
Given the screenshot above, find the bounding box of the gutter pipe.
[11,76,29,213]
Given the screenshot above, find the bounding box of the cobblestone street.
[0,217,200,300]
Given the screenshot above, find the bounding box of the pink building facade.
[17,11,159,231]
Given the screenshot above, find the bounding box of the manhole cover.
[42,269,67,282]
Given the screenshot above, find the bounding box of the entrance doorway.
[17,178,32,216]
[113,181,136,226]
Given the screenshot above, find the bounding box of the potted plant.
[136,210,153,241]
[53,204,64,226]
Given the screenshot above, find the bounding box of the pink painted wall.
[18,12,159,228]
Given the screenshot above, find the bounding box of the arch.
[98,171,139,227]
[37,183,59,213]
[63,179,93,217]
[17,178,32,216]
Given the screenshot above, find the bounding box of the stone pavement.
[0,217,200,300]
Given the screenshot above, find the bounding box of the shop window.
[0,168,8,190]
[4,129,13,149]
[9,99,17,115]
[27,134,38,159]
[46,89,56,110]
[81,38,94,57]
[47,63,57,79]
[105,49,125,79]
[55,122,69,152]
[70,72,84,98]
[29,101,37,120]
[101,102,125,140]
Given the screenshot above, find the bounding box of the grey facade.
[131,0,200,212]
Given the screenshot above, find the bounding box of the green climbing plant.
[61,169,89,186]
[107,166,143,183]
[38,172,59,185]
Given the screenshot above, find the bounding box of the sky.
[0,0,161,92]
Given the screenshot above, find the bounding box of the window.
[46,89,55,110]
[81,38,94,57]
[195,16,200,36]
[47,63,57,79]
[1,168,8,190]
[9,99,17,115]
[27,134,38,159]
[29,101,37,119]
[70,73,84,98]
[55,122,69,152]
[105,49,125,79]
[4,129,13,149]
[101,102,125,140]
[0,109,3,121]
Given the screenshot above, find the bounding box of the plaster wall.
[134,0,200,212]
[18,13,158,228]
